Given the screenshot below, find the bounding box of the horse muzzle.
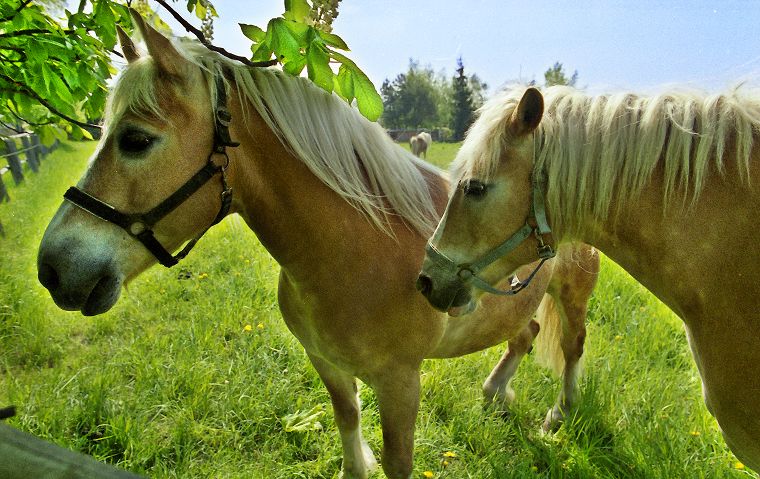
[37,233,124,316]
[416,245,476,316]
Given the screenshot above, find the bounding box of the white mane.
[453,83,760,236]
[105,40,442,238]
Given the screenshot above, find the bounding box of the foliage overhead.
[0,0,133,143]
[0,0,382,145]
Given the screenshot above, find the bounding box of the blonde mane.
[453,84,760,237]
[104,40,442,238]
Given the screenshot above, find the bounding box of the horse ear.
[116,25,140,63]
[128,8,185,76]
[510,87,544,137]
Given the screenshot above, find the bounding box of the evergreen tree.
[451,57,474,141]
[544,62,579,87]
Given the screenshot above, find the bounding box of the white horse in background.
[410,131,432,158]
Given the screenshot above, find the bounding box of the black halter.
[63,76,239,268]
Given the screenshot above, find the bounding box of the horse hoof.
[542,406,566,433]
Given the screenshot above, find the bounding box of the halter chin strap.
[63,75,239,268]
[425,169,556,297]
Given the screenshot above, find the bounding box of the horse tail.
[533,294,565,376]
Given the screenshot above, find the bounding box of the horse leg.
[541,250,597,431]
[307,353,377,479]
[482,320,540,412]
[370,366,421,479]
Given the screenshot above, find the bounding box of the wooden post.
[31,134,44,163]
[20,135,39,173]
[0,172,8,203]
[2,139,24,185]
[0,422,145,479]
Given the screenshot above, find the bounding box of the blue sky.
[158,0,760,94]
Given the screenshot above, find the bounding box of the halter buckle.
[457,266,474,280]
[129,221,147,236]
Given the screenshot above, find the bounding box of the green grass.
[0,141,751,478]
[399,140,462,169]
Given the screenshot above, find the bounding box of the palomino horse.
[36,16,599,479]
[410,131,431,158]
[418,84,760,471]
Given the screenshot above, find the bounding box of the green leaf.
[350,67,383,121]
[195,2,207,20]
[251,42,273,62]
[283,0,310,23]
[334,64,355,102]
[282,54,306,76]
[306,43,333,92]
[318,31,349,51]
[240,23,266,43]
[269,18,301,61]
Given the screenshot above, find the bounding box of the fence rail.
[0,133,59,236]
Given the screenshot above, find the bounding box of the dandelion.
[690,431,701,436]
[735,462,745,470]
[243,324,252,332]
[422,472,434,478]
[198,272,209,280]
[443,451,457,458]
[443,461,449,467]
[257,323,264,329]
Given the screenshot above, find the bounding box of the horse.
[418,83,760,472]
[35,15,599,479]
[409,131,431,158]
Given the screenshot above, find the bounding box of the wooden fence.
[0,133,59,236]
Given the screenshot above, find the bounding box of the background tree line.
[380,59,578,142]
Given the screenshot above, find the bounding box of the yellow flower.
[735,462,745,470]
[443,461,449,467]
[690,431,701,436]
[243,324,252,332]
[443,451,457,458]
[257,323,264,329]
[614,335,623,340]
[198,272,209,280]
[422,472,434,478]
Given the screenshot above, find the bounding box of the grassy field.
[0,141,751,478]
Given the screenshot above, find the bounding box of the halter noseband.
[425,136,556,296]
[63,75,239,268]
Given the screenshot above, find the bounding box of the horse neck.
[567,140,760,324]
[224,91,435,279]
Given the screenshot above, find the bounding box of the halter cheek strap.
[425,170,556,296]
[63,75,238,268]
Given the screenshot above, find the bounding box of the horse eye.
[118,130,156,155]
[462,179,488,198]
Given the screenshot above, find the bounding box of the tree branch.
[153,0,276,68]
[6,102,53,128]
[0,74,100,130]
[0,120,24,134]
[0,28,75,39]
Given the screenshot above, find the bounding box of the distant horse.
[36,15,599,479]
[409,131,431,158]
[418,84,760,472]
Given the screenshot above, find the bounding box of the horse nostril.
[415,274,433,297]
[38,262,60,291]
